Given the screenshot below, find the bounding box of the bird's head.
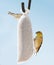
[36,31,43,37]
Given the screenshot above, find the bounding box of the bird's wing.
[34,36,43,53]
[8,11,22,19]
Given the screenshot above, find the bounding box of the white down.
[17,14,33,63]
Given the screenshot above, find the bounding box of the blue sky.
[0,0,54,65]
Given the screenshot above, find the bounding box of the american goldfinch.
[34,31,43,54]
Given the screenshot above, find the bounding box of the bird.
[8,11,22,19]
[34,31,43,54]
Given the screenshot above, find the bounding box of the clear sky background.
[0,0,54,65]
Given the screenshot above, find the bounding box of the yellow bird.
[34,31,43,54]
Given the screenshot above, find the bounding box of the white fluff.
[17,14,33,63]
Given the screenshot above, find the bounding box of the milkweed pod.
[17,14,33,63]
